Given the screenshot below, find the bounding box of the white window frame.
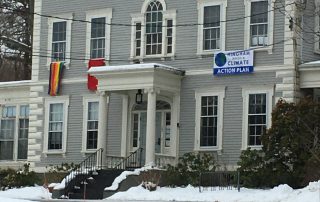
[241,86,273,150]
[314,2,320,53]
[244,0,274,54]
[0,104,29,162]
[130,0,176,60]
[43,96,69,155]
[85,8,113,63]
[47,13,73,68]
[81,96,99,154]
[197,0,227,56]
[194,87,225,152]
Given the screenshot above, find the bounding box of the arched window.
[131,0,176,59]
[146,1,163,55]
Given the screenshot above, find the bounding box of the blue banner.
[213,50,254,76]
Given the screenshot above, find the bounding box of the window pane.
[48,103,64,150]
[0,141,13,160]
[200,96,218,147]
[52,21,67,61]
[248,93,267,146]
[87,102,99,149]
[146,1,163,55]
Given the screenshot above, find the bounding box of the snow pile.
[0,186,51,201]
[107,180,320,202]
[105,165,158,191]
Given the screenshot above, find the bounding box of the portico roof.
[299,60,320,88]
[88,63,185,93]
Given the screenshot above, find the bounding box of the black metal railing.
[114,148,143,170]
[199,171,240,192]
[64,148,103,195]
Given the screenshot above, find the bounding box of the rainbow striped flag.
[48,62,64,96]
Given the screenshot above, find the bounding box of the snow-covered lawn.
[0,181,319,202]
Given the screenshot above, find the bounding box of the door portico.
[88,63,185,165]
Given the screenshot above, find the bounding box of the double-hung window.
[85,8,112,61]
[18,105,29,160]
[48,103,64,150]
[244,0,274,52]
[131,0,176,59]
[250,1,268,47]
[197,0,227,55]
[195,88,225,151]
[248,94,266,146]
[203,6,220,50]
[242,87,273,149]
[90,18,106,59]
[47,14,73,66]
[82,97,99,153]
[0,105,29,161]
[52,21,67,61]
[44,98,69,154]
[86,102,99,150]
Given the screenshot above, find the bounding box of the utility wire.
[0,2,295,28]
[1,38,292,63]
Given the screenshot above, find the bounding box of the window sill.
[43,150,66,157]
[130,54,175,61]
[249,46,273,54]
[241,145,263,150]
[195,147,222,155]
[81,150,97,157]
[197,50,219,58]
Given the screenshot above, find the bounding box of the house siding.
[179,72,278,166]
[5,0,301,170]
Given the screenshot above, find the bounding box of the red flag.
[88,59,105,91]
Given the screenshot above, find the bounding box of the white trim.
[47,13,73,68]
[186,64,294,75]
[197,0,228,55]
[81,95,99,154]
[241,86,274,150]
[141,0,167,13]
[85,8,113,63]
[194,86,225,152]
[43,96,69,155]
[31,0,42,81]
[314,4,320,54]
[120,95,129,157]
[244,0,274,54]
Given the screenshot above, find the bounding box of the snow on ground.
[0,181,319,202]
[107,180,320,202]
[0,186,51,202]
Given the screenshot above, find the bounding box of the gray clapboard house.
[0,0,320,173]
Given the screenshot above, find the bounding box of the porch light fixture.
[135,89,143,104]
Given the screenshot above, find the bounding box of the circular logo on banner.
[215,52,227,67]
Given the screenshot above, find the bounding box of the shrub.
[164,152,217,186]
[140,171,161,191]
[238,98,320,188]
[0,163,39,189]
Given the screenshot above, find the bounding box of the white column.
[97,91,109,167]
[120,94,129,157]
[171,93,180,159]
[145,88,157,165]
